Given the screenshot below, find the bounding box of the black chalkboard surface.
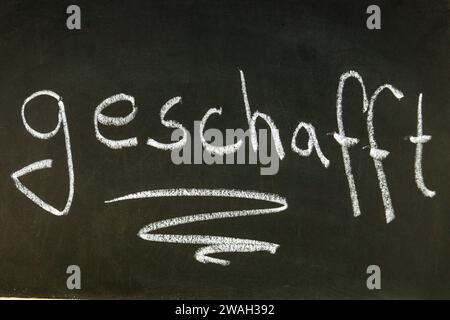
[0,0,448,299]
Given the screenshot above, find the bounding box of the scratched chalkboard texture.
[0,0,448,299]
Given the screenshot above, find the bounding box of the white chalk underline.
[105,188,288,266]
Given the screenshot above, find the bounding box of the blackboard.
[0,0,448,299]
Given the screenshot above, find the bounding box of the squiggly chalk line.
[105,188,288,266]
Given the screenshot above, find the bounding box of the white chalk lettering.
[199,107,243,155]
[334,71,368,218]
[147,96,188,150]
[409,94,436,198]
[366,84,404,223]
[240,70,285,160]
[291,122,330,168]
[94,93,138,149]
[11,90,75,216]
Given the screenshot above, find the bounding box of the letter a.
[366,5,381,30]
[66,265,81,290]
[366,265,381,290]
[66,5,81,30]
